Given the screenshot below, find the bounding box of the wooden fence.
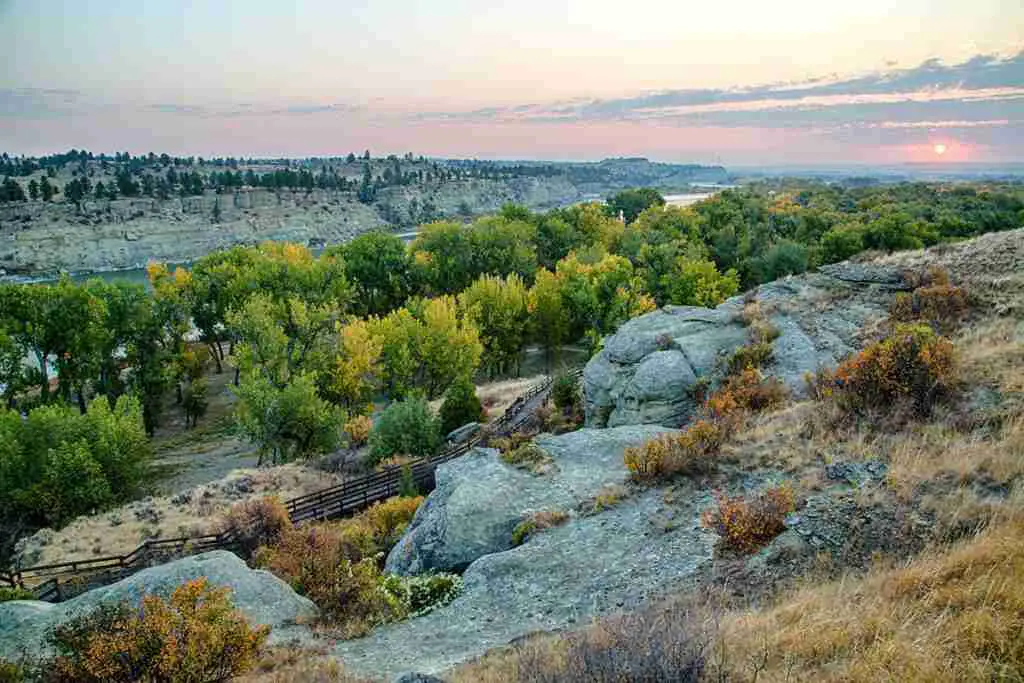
[0,367,582,602]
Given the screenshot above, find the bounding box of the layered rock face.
[0,550,317,660]
[0,177,582,277]
[584,264,914,428]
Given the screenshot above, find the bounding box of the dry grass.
[710,517,1024,682]
[14,464,342,568]
[450,600,710,683]
[511,509,570,546]
[429,374,545,422]
[242,648,376,683]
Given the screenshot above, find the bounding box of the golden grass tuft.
[711,518,1024,682]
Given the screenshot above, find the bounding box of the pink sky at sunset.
[1,0,1022,164]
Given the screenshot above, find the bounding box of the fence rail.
[1,367,582,602]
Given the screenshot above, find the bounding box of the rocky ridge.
[0,177,580,277]
[583,262,913,428]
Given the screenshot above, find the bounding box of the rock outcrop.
[342,428,716,678]
[0,550,316,661]
[385,425,673,575]
[584,264,912,428]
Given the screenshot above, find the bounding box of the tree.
[235,372,342,465]
[662,258,740,308]
[0,395,150,531]
[458,273,531,377]
[819,225,864,263]
[318,319,382,413]
[528,269,569,369]
[368,396,441,465]
[27,179,39,200]
[439,375,484,435]
[336,231,411,315]
[0,328,29,408]
[183,377,208,429]
[40,176,56,201]
[606,188,665,224]
[369,297,482,400]
[0,178,26,201]
[357,163,376,204]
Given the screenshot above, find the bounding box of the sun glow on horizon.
[934,143,948,155]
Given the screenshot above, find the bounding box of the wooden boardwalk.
[0,368,580,602]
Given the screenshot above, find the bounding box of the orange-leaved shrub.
[701,485,796,553]
[47,578,268,682]
[812,323,957,417]
[254,495,423,634]
[890,284,968,332]
[220,495,293,561]
[706,368,788,421]
[624,420,725,482]
[344,415,373,447]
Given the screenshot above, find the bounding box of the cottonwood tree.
[334,231,411,316]
[458,273,531,377]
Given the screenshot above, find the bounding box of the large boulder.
[339,481,717,678]
[384,425,674,575]
[0,550,317,660]
[584,266,909,428]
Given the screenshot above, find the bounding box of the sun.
[933,143,947,156]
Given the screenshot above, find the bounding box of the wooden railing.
[0,367,582,602]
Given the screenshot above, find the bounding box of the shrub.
[756,239,809,280]
[624,420,725,482]
[0,586,34,603]
[586,485,627,514]
[820,225,864,263]
[182,377,208,429]
[46,578,268,682]
[343,415,373,447]
[551,369,582,413]
[379,572,463,617]
[368,396,441,466]
[439,375,484,437]
[500,441,553,474]
[511,509,570,545]
[727,341,773,375]
[220,496,293,561]
[256,524,392,634]
[701,485,796,553]
[398,464,418,497]
[0,659,25,683]
[254,495,423,634]
[360,495,423,549]
[890,283,968,332]
[817,324,957,417]
[706,368,788,420]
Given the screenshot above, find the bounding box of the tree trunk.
[35,350,49,400]
[176,382,183,404]
[234,367,240,386]
[209,343,223,374]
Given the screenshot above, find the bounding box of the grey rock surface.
[0,550,316,660]
[341,482,715,678]
[385,425,673,575]
[585,267,909,427]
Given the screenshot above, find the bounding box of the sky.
[1,0,1022,165]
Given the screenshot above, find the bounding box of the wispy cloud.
[418,51,1024,130]
[0,88,83,117]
